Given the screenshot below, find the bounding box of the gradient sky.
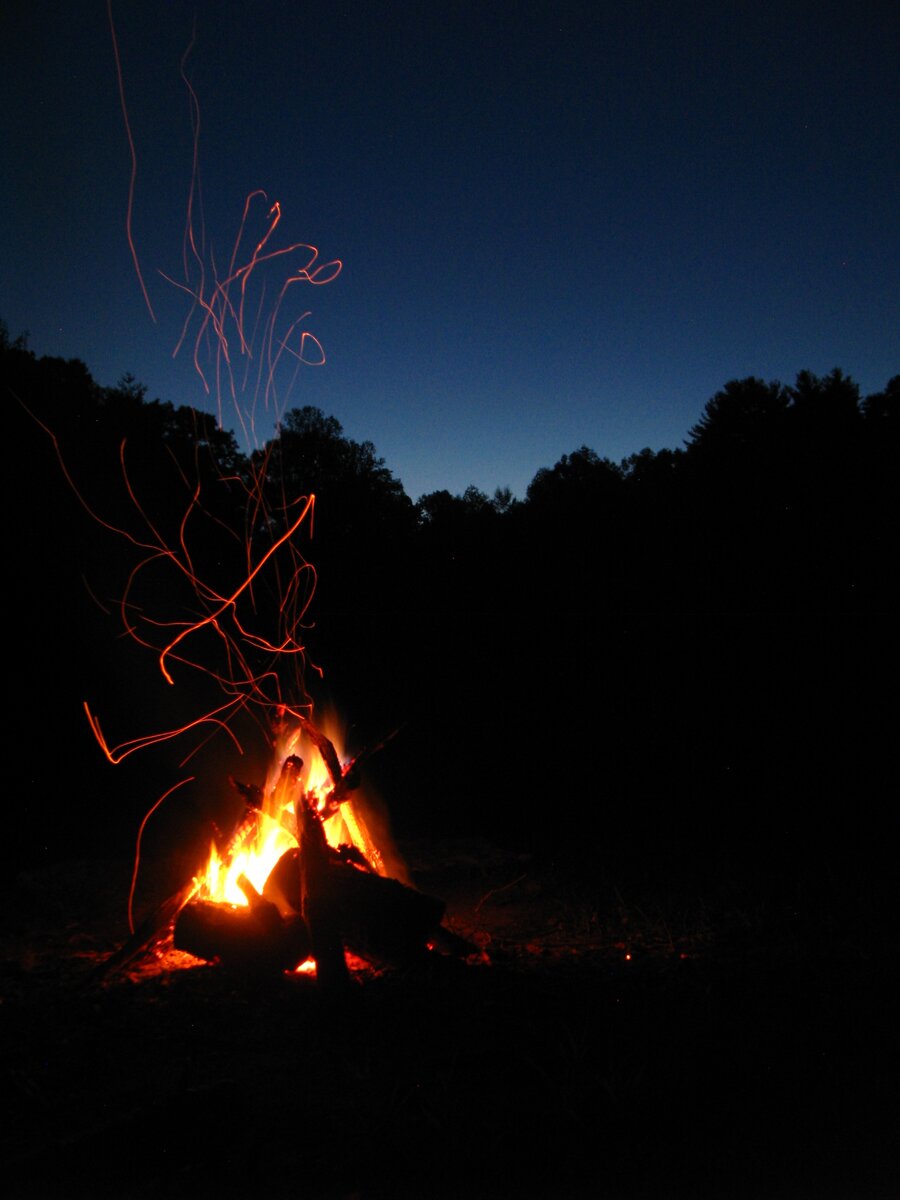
[3,1,898,501]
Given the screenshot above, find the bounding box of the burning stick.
[94,878,198,983]
[297,792,352,996]
[96,797,259,983]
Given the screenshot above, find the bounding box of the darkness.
[3,331,899,1198]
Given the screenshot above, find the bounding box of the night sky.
[3,1,898,502]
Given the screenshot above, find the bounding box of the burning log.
[292,717,401,814]
[297,793,352,995]
[169,850,470,979]
[102,721,473,984]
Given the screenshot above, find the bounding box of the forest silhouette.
[4,324,896,913]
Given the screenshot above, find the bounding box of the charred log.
[173,898,310,973]
[295,717,402,812]
[328,863,446,967]
[295,716,345,793]
[229,777,264,810]
[428,924,484,960]
[94,879,197,983]
[264,846,446,967]
[298,797,352,995]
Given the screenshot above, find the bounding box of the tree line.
[6,323,896,637]
[4,321,896,862]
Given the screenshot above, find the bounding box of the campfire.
[40,20,483,992]
[99,712,477,989]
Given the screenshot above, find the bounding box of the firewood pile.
[99,724,478,990]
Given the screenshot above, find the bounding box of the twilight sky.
[3,1,898,501]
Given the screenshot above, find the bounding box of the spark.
[106,0,156,321]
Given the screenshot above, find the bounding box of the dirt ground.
[2,837,898,1200]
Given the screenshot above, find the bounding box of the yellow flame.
[194,716,383,907]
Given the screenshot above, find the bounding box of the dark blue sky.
[3,1,898,501]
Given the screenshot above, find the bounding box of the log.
[173,898,310,973]
[264,846,446,967]
[428,924,484,960]
[295,716,345,792]
[93,879,197,983]
[95,802,261,982]
[327,862,446,966]
[298,797,352,995]
[294,716,402,813]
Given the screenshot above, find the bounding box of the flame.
[195,714,385,909]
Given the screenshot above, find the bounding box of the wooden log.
[295,716,345,792]
[327,862,446,967]
[298,797,352,995]
[95,801,261,982]
[173,898,310,973]
[428,924,484,961]
[93,879,197,983]
[294,716,402,813]
[264,846,447,967]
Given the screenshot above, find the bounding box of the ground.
[2,836,898,1200]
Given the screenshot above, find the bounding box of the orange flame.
[195,715,385,908]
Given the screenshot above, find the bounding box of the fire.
[77,10,413,960]
[195,715,386,910]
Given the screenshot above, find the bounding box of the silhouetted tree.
[852,375,900,609]
[253,406,416,717]
[682,378,798,607]
[261,406,411,535]
[789,367,861,429]
[491,486,518,515]
[519,448,627,612]
[525,446,623,509]
[620,446,684,485]
[416,485,517,528]
[413,484,519,617]
[861,374,899,426]
[255,407,413,593]
[686,377,791,454]
[615,447,688,606]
